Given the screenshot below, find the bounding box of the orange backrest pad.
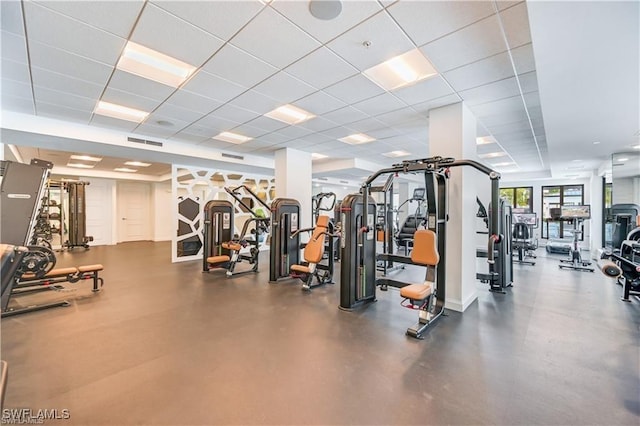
[304,215,330,264]
[411,229,440,266]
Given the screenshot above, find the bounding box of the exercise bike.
[558,205,594,272]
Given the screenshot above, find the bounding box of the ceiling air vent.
[221,153,244,161]
[317,177,328,181]
[127,136,163,147]
[339,180,349,184]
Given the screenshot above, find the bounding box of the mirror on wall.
[607,151,640,251]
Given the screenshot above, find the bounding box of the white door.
[117,182,151,242]
[85,178,114,245]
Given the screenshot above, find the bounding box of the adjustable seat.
[291,215,329,289]
[399,229,440,303]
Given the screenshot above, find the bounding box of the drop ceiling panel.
[393,76,455,105]
[511,43,536,74]
[1,0,24,35]
[293,91,347,115]
[458,77,521,106]
[142,113,191,132]
[411,94,461,116]
[352,93,406,117]
[387,1,494,46]
[1,58,31,84]
[480,108,529,127]
[345,117,388,133]
[242,115,288,133]
[271,0,382,43]
[28,42,113,86]
[198,139,238,150]
[166,89,223,114]
[169,132,207,144]
[322,106,369,126]
[327,11,414,71]
[133,123,180,139]
[180,122,220,138]
[274,125,314,140]
[285,47,359,90]
[499,2,531,48]
[33,0,144,38]
[102,87,162,112]
[31,68,104,100]
[1,31,29,64]
[523,91,541,109]
[518,71,538,93]
[193,114,243,134]
[151,0,263,40]
[230,7,320,69]
[470,95,525,117]
[443,50,515,91]
[152,103,206,124]
[2,79,32,99]
[374,107,425,128]
[227,123,270,139]
[208,104,259,125]
[253,72,316,104]
[33,86,96,112]
[296,116,339,133]
[130,3,224,66]
[201,44,277,89]
[324,74,385,105]
[24,2,126,65]
[1,95,34,114]
[36,101,92,123]
[90,114,141,132]
[230,90,282,115]
[108,70,176,102]
[181,71,245,103]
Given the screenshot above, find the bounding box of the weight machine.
[558,205,594,272]
[512,212,538,266]
[269,198,301,282]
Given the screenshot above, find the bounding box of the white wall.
[613,177,640,204]
[153,181,173,241]
[84,177,116,246]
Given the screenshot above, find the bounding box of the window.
[604,181,613,248]
[499,187,533,213]
[541,184,584,239]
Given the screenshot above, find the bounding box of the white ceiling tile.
[411,94,462,116]
[1,58,31,84]
[253,72,316,104]
[255,132,292,145]
[1,0,24,35]
[198,139,237,150]
[1,94,34,114]
[243,116,288,133]
[142,113,190,132]
[133,123,179,139]
[459,77,521,106]
[230,7,320,68]
[324,74,385,104]
[483,120,530,135]
[375,108,425,128]
[108,70,176,102]
[345,117,387,133]
[36,101,92,123]
[523,91,541,109]
[151,0,263,40]
[208,104,259,125]
[130,3,224,66]
[327,11,414,71]
[351,92,406,117]
[1,31,28,64]
[321,126,363,139]
[420,15,507,73]
[31,67,104,100]
[181,71,245,103]
[28,42,113,86]
[2,79,32,99]
[166,90,223,114]
[295,132,335,144]
[471,95,524,117]
[393,76,454,105]
[169,132,208,144]
[228,123,270,138]
[387,1,495,46]
[285,47,359,90]
[33,0,144,38]
[511,43,536,75]
[443,50,515,91]
[479,108,528,127]
[230,90,282,115]
[33,86,96,111]
[272,125,314,140]
[518,71,538,93]
[497,1,524,11]
[24,2,126,65]
[201,44,277,88]
[296,116,339,133]
[499,2,531,48]
[272,0,381,43]
[152,103,205,124]
[322,106,369,125]
[90,114,142,132]
[293,91,346,115]
[102,87,161,112]
[180,123,219,138]
[193,113,243,133]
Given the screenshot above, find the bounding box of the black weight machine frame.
[339,156,503,339]
[269,198,301,282]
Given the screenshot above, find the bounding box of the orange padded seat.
[410,230,439,266]
[303,215,329,264]
[207,255,230,265]
[291,264,310,274]
[21,267,78,280]
[400,283,433,301]
[222,242,242,251]
[77,264,103,273]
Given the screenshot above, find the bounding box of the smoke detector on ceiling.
[309,1,342,20]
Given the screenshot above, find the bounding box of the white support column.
[589,172,604,255]
[429,102,478,312]
[275,148,312,229]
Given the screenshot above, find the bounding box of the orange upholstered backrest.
[304,215,329,264]
[411,229,440,266]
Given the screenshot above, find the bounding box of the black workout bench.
[16,264,104,293]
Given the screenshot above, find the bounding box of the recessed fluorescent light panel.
[70,155,102,162]
[363,48,438,91]
[213,131,253,144]
[476,136,495,145]
[94,101,148,122]
[124,161,151,167]
[265,104,315,125]
[339,133,375,145]
[117,41,196,87]
[312,153,328,160]
[67,163,95,169]
[383,150,411,158]
[114,167,138,173]
[479,152,508,159]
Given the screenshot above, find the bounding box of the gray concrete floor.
[1,242,639,425]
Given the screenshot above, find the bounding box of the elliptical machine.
[558,205,594,272]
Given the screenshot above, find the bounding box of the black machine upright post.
[269,198,301,282]
[202,200,234,272]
